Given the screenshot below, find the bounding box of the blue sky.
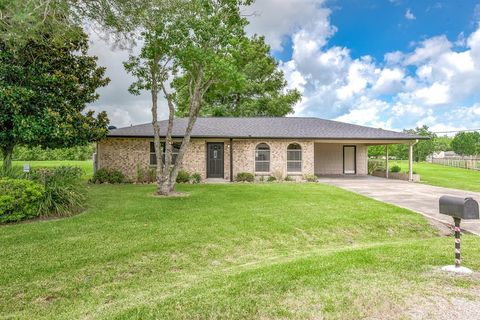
[273,1,479,62]
[90,0,480,133]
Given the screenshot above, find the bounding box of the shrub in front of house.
[390,165,401,173]
[0,178,45,223]
[190,172,201,184]
[304,174,318,182]
[146,168,156,183]
[30,167,86,217]
[176,170,191,183]
[267,176,277,182]
[284,175,294,182]
[368,160,385,175]
[136,166,157,183]
[136,165,145,183]
[272,170,283,181]
[91,168,126,184]
[236,172,254,182]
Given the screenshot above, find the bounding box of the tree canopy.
[368,125,436,162]
[175,35,301,117]
[452,131,480,156]
[0,28,109,169]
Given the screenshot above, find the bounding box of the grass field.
[2,182,480,319]
[12,160,94,179]
[390,160,480,192]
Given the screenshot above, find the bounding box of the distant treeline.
[369,126,480,161]
[13,144,95,161]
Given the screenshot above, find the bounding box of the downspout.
[230,138,233,182]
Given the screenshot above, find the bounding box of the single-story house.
[97,117,425,181]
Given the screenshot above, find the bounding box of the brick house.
[96,117,424,181]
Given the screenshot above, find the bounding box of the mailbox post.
[439,195,479,273]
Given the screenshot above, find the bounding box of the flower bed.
[372,170,421,182]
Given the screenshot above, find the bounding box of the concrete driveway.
[318,176,480,235]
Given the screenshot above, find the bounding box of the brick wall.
[97,138,366,180]
[232,139,315,180]
[97,138,150,178]
[97,138,230,180]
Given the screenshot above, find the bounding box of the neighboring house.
[97,117,425,181]
[430,151,459,159]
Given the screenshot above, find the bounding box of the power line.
[432,128,480,134]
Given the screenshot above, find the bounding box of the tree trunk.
[2,144,14,172]
[159,83,176,194]
[168,75,205,191]
[149,58,167,196]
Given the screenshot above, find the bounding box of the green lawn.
[2,182,480,319]
[391,160,480,192]
[13,160,94,179]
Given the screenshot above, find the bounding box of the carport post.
[385,145,389,179]
[408,143,413,181]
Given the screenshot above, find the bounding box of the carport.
[313,138,419,180]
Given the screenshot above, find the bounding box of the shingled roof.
[107,117,425,140]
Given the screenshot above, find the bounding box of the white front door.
[343,146,356,174]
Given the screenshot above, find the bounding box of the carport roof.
[107,117,427,140]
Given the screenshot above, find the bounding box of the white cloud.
[404,35,452,65]
[413,82,450,105]
[371,68,405,95]
[245,0,333,51]
[335,97,392,129]
[384,51,404,65]
[391,102,427,117]
[336,57,375,101]
[405,9,416,20]
[280,60,307,94]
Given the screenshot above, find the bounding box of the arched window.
[255,143,270,172]
[287,143,302,172]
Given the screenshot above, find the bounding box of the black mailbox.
[439,195,479,220]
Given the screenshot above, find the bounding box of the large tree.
[0,1,141,46]
[175,35,301,117]
[452,131,480,156]
[434,135,452,152]
[0,28,109,170]
[125,0,250,195]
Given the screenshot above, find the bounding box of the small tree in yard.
[125,0,252,195]
[0,28,109,170]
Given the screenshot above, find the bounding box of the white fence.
[431,157,480,171]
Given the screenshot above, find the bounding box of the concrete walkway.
[318,176,480,235]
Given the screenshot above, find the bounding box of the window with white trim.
[287,143,302,172]
[150,142,180,165]
[255,143,270,172]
